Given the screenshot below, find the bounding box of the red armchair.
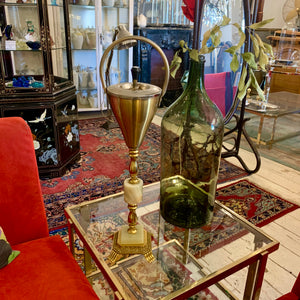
[0,117,99,299]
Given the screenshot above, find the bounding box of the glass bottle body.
[160,57,224,229]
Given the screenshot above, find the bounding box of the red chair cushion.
[206,87,226,116]
[204,72,233,117]
[292,272,300,296]
[0,235,99,299]
[276,292,299,300]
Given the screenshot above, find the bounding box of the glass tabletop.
[245,91,300,116]
[66,182,279,299]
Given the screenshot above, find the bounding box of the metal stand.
[222,97,261,174]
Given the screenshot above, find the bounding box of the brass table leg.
[269,117,278,149]
[67,218,75,256]
[256,115,265,145]
[84,247,96,276]
[244,250,269,300]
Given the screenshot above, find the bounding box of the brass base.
[108,228,154,265]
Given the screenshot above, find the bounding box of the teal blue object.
[31,81,44,88]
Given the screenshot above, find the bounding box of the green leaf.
[169,51,182,79]
[207,46,215,53]
[254,33,265,49]
[263,42,274,57]
[249,18,274,29]
[238,66,248,92]
[237,77,251,100]
[211,24,220,35]
[179,40,185,48]
[220,15,231,26]
[225,46,238,55]
[250,69,265,101]
[199,45,209,54]
[258,49,269,71]
[250,34,260,58]
[202,29,211,48]
[238,80,245,93]
[189,49,199,61]
[233,23,246,49]
[230,53,239,72]
[211,30,222,47]
[242,52,257,69]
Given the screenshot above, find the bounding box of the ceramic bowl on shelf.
[26,41,41,50]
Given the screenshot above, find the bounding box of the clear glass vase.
[160,55,224,229]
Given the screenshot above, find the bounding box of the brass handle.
[99,35,170,99]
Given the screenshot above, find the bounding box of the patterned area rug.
[42,117,248,231]
[140,179,299,259]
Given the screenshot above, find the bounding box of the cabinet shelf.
[69,3,95,8]
[71,48,96,50]
[0,3,37,7]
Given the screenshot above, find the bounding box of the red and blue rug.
[140,179,299,258]
[42,117,248,231]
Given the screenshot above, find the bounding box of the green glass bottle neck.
[186,57,205,90]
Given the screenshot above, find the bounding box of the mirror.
[199,0,245,124]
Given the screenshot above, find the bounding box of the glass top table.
[65,182,279,300]
[242,91,300,148]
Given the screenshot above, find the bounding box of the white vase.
[72,32,83,49]
[79,70,88,88]
[137,14,147,28]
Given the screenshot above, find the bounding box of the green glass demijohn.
[160,55,224,229]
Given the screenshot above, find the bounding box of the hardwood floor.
[220,146,300,299]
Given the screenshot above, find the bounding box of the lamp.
[100,35,169,265]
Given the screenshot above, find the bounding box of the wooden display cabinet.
[0,0,80,178]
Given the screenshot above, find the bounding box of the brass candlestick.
[99,35,169,264]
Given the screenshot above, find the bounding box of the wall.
[263,0,285,29]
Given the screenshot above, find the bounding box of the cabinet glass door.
[69,0,133,112]
[47,0,70,82]
[0,2,44,89]
[0,0,72,93]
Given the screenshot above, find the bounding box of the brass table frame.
[65,182,279,300]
